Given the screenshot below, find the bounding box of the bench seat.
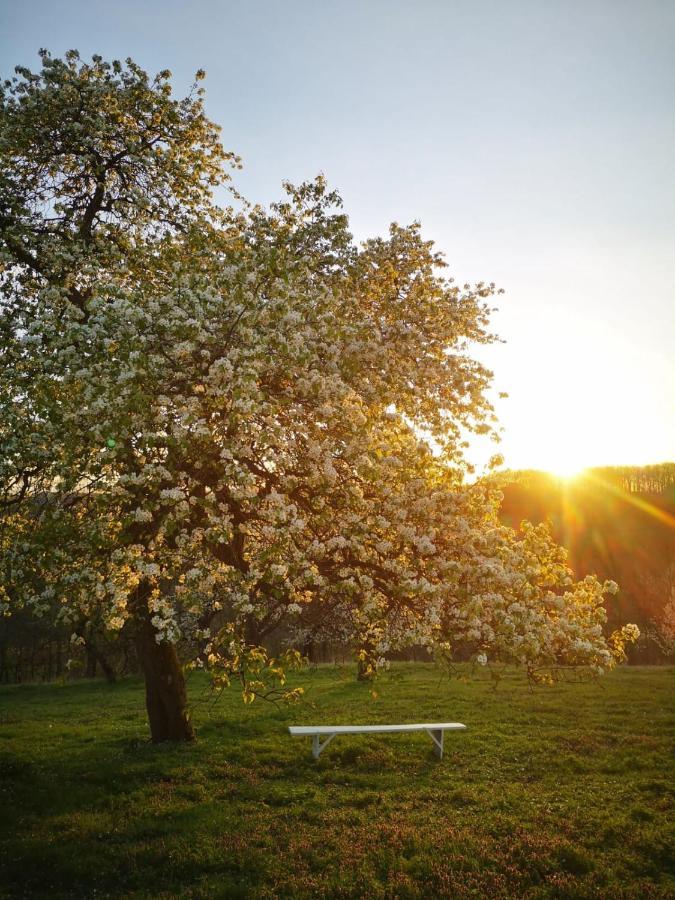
[289,722,466,759]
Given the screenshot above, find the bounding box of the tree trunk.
[85,637,117,684]
[95,648,117,685]
[85,644,97,679]
[243,615,262,646]
[135,611,195,743]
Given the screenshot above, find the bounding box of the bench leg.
[427,728,444,759]
[312,733,336,759]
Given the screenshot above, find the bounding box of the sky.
[2,0,674,475]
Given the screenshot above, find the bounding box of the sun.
[545,459,587,480]
[534,442,590,480]
[525,441,590,480]
[473,304,674,482]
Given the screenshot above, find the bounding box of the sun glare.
[472,303,675,479]
[533,442,591,480]
[506,435,591,480]
[544,459,587,481]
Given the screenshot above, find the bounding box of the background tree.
[0,51,637,742]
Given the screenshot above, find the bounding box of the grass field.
[1,664,673,899]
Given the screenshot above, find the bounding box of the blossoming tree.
[0,51,637,742]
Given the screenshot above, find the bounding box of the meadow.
[1,664,673,899]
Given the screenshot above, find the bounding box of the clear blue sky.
[3,0,674,472]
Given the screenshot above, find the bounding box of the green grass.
[1,664,673,899]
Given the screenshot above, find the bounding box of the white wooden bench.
[289,722,466,759]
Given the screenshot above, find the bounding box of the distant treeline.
[498,463,675,662]
[0,610,134,685]
[554,463,674,496]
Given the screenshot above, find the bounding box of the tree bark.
[135,608,195,743]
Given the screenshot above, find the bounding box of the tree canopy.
[0,51,637,740]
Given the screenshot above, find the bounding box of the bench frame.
[289,722,466,759]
